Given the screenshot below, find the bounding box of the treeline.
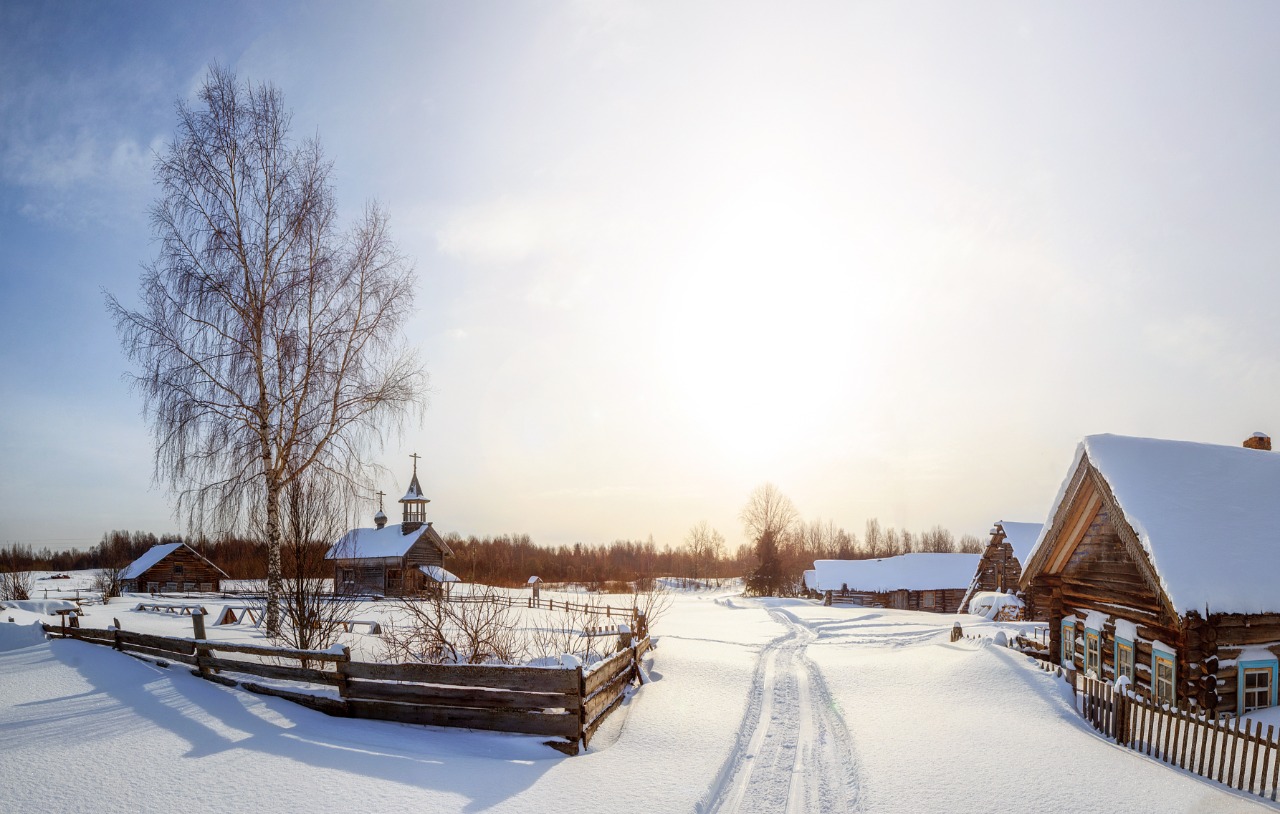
[443,533,754,589]
[0,531,326,580]
[3,512,985,594]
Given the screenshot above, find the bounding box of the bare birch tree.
[108,65,425,634]
[740,483,798,596]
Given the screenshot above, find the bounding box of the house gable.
[1022,453,1178,627]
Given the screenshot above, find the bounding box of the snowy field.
[1,579,1275,813]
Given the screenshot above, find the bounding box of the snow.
[1028,434,1280,614]
[118,542,184,579]
[965,591,1024,620]
[994,520,1043,564]
[1114,618,1139,641]
[803,569,817,591]
[1082,609,1109,632]
[419,565,460,583]
[3,599,78,615]
[327,523,428,559]
[0,585,1273,813]
[812,553,982,592]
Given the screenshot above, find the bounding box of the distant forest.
[0,519,985,593]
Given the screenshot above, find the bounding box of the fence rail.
[1046,660,1280,801]
[42,618,650,754]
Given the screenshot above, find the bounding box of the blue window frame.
[1239,659,1279,716]
[1114,637,1134,682]
[1084,628,1101,677]
[1061,621,1075,667]
[1152,645,1176,707]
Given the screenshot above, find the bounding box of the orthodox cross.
[375,490,386,512]
[410,452,421,475]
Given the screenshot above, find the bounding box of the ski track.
[702,609,861,814]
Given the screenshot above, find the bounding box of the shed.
[811,553,981,612]
[1021,432,1280,716]
[959,520,1042,612]
[119,543,229,594]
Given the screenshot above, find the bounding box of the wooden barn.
[119,542,229,594]
[326,458,456,596]
[959,520,1042,612]
[1021,432,1280,718]
[811,553,981,612]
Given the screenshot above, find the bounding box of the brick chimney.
[1243,432,1272,451]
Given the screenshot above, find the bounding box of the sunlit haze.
[3,1,1279,552]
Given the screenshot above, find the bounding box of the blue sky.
[4,1,1280,553]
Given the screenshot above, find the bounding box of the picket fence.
[1043,660,1280,802]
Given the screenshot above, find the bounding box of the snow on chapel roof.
[812,553,981,593]
[1026,434,1280,614]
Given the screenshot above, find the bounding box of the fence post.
[334,645,352,708]
[113,618,123,651]
[576,663,586,754]
[192,611,210,677]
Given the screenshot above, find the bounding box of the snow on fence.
[1046,660,1280,801]
[41,617,650,754]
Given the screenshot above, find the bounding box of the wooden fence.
[42,619,650,754]
[1043,660,1280,801]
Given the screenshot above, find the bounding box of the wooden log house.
[1021,432,1280,718]
[811,552,981,612]
[959,520,1042,612]
[326,456,457,597]
[119,542,229,594]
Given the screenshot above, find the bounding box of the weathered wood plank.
[344,679,575,711]
[584,649,632,696]
[343,660,578,694]
[238,681,351,716]
[122,642,199,666]
[345,699,579,738]
[202,640,348,662]
[584,667,633,723]
[1250,720,1264,794]
[1260,725,1275,798]
[117,629,198,655]
[198,655,343,685]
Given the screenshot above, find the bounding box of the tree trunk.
[265,475,283,635]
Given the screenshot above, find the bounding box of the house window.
[1239,659,1278,715]
[174,565,184,576]
[1115,639,1134,682]
[1153,649,1176,707]
[1061,622,1075,667]
[922,590,936,609]
[147,582,158,593]
[1084,630,1101,677]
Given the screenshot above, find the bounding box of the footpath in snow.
[1,589,1275,813]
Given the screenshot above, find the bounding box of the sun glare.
[657,177,871,462]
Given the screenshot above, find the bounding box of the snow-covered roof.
[119,543,183,580]
[1025,434,1280,614]
[419,565,459,583]
[328,523,425,559]
[326,522,452,560]
[119,542,228,581]
[994,521,1043,564]
[527,576,541,584]
[803,569,818,591]
[812,553,982,593]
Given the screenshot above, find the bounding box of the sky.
[3,1,1280,554]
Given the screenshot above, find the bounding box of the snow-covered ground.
[1,582,1274,813]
